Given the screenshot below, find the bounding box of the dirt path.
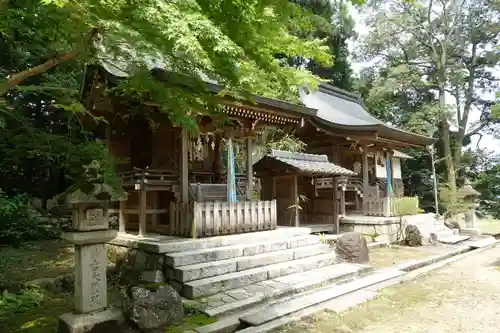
[279,245,500,333]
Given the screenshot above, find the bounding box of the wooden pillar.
[362,146,369,214]
[292,174,299,227]
[389,150,395,195]
[213,134,222,183]
[138,174,147,237]
[340,185,346,217]
[227,135,235,203]
[245,138,253,201]
[384,150,393,217]
[272,177,276,197]
[118,200,127,233]
[332,176,339,234]
[151,191,159,232]
[181,129,189,203]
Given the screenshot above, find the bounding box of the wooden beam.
[151,191,159,232]
[138,183,147,237]
[246,138,253,201]
[227,134,235,203]
[362,146,369,214]
[292,175,299,227]
[332,176,338,234]
[180,129,189,203]
[213,134,222,183]
[340,185,346,216]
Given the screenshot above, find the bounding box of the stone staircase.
[159,228,382,333]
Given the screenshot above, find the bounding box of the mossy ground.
[0,240,119,333]
[0,240,74,289]
[165,314,216,333]
[369,246,441,268]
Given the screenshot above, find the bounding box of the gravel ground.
[279,245,500,333]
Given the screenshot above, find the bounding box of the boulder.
[404,225,423,247]
[335,232,370,263]
[445,220,461,231]
[122,283,183,332]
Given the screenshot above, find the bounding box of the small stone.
[445,220,461,231]
[121,284,183,332]
[404,225,423,247]
[335,232,370,263]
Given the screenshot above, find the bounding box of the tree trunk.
[0,28,99,97]
[439,88,457,194]
[452,136,462,177]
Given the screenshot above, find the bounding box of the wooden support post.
[340,185,346,217]
[118,200,126,233]
[292,175,299,227]
[389,150,395,195]
[362,146,369,214]
[272,177,276,198]
[181,129,189,204]
[213,134,222,183]
[332,176,339,234]
[227,134,235,203]
[138,177,147,237]
[246,138,253,201]
[151,191,159,232]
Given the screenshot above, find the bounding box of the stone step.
[202,262,372,318]
[173,243,331,282]
[437,235,471,244]
[468,236,497,248]
[166,235,321,267]
[154,227,313,253]
[182,252,337,299]
[239,268,403,328]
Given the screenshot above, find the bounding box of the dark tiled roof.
[258,149,356,176]
[299,84,434,147]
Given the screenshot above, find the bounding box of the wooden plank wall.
[169,200,277,237]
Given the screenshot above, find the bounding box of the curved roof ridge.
[318,84,363,105]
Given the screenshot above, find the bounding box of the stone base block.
[58,308,125,333]
[460,227,482,237]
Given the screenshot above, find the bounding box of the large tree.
[357,0,500,195]
[288,0,357,90]
[1,0,336,128]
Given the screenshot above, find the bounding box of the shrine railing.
[365,196,420,217]
[119,169,178,186]
[169,200,277,238]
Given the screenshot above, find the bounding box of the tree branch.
[0,28,99,97]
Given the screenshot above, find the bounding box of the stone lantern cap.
[66,183,127,208]
[459,178,480,198]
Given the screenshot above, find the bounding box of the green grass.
[0,240,120,333]
[272,277,439,333]
[0,290,121,333]
[369,246,441,269]
[475,217,500,235]
[165,314,216,333]
[0,240,74,289]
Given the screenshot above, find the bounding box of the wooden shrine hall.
[81,64,434,239]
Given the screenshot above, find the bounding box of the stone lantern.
[58,183,127,333]
[459,178,481,228]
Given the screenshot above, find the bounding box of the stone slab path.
[276,244,500,333]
